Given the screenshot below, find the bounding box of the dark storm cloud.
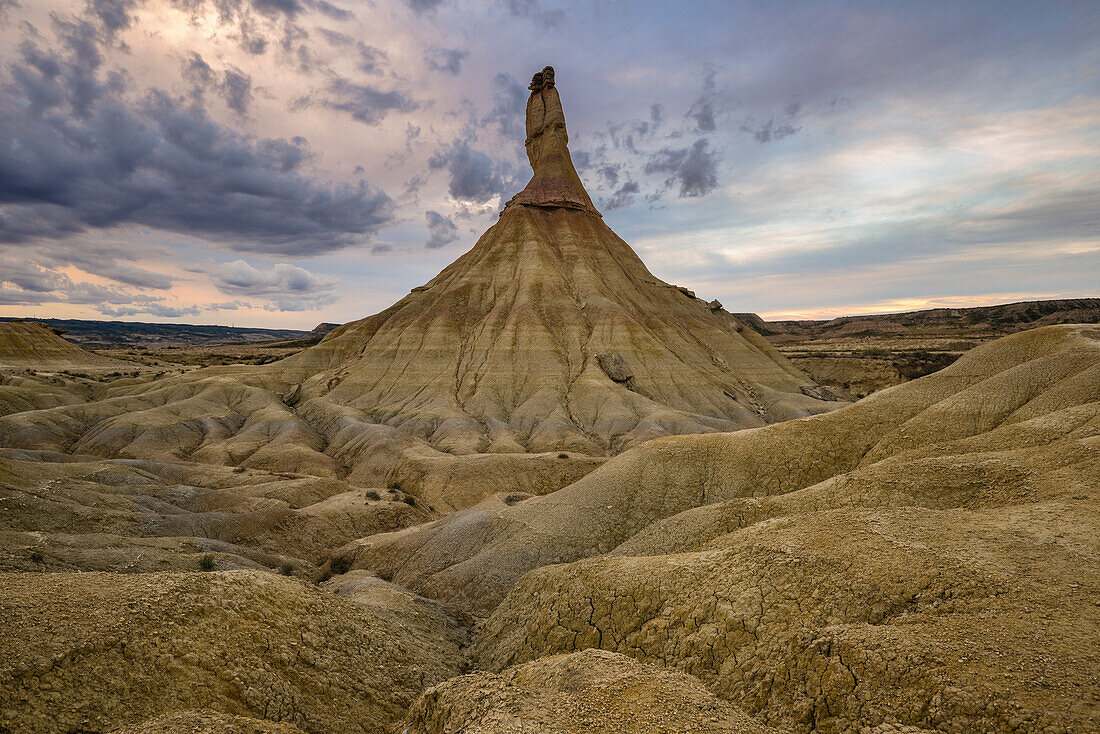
[100,301,202,317]
[208,259,339,311]
[251,0,303,18]
[400,174,426,204]
[426,46,467,76]
[89,0,138,35]
[741,118,800,143]
[182,50,214,88]
[403,0,446,13]
[314,30,390,74]
[310,0,353,20]
[221,67,253,114]
[503,0,564,27]
[0,255,185,315]
[428,140,512,204]
[482,72,526,142]
[0,259,69,293]
[0,24,395,256]
[11,241,178,290]
[643,138,719,198]
[293,77,417,125]
[0,0,19,22]
[686,65,718,132]
[225,16,264,54]
[600,180,639,211]
[597,164,621,188]
[170,0,355,61]
[634,103,664,137]
[356,45,390,74]
[182,53,253,114]
[424,210,458,249]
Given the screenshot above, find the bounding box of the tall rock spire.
[506,66,599,215]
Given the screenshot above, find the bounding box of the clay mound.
[404,648,775,733]
[0,451,427,573]
[0,321,138,370]
[0,570,466,734]
[283,74,836,454]
[477,500,1098,733]
[0,371,93,416]
[334,324,1100,616]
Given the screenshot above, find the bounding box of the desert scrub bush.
[365,490,381,501]
[199,554,216,571]
[277,562,295,576]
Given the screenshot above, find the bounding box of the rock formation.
[0,68,840,513]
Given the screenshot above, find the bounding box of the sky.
[0,0,1097,328]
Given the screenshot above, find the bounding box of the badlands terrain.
[1,69,1098,734]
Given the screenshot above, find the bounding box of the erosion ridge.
[338,323,1100,732]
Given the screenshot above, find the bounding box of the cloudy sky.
[1,0,1097,328]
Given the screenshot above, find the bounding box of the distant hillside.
[0,318,308,349]
[259,322,340,348]
[0,321,140,370]
[742,297,1100,399]
[744,298,1100,339]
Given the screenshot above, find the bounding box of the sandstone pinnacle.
[506,66,599,215]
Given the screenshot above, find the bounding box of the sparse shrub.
[199,554,216,571]
[557,452,569,459]
[277,562,295,576]
[28,550,44,564]
[232,466,246,474]
[401,495,417,507]
[365,490,381,501]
